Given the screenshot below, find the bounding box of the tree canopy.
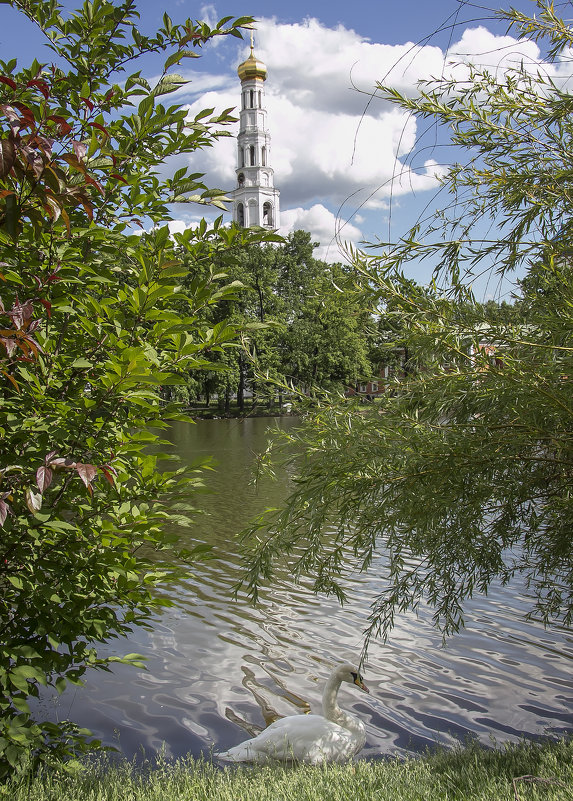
[0,0,278,775]
[241,1,573,652]
[184,230,374,411]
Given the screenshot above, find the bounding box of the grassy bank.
[2,739,572,801]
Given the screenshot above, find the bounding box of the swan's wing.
[217,714,361,765]
[217,715,324,763]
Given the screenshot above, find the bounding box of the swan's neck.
[322,673,364,734]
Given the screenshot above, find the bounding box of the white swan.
[217,663,369,764]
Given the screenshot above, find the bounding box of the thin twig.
[513,774,570,801]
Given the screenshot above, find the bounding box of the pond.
[41,417,573,761]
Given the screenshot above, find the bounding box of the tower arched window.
[239,147,245,168]
[250,89,254,108]
[258,90,262,107]
[237,172,245,187]
[263,202,273,226]
[261,146,267,166]
[249,145,256,166]
[237,203,245,227]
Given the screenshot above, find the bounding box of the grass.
[2,738,572,801]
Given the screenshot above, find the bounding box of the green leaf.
[12,698,30,715]
[152,74,188,96]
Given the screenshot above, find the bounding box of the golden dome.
[237,47,267,82]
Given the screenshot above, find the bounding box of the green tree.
[182,231,373,413]
[246,232,373,399]
[242,1,573,650]
[0,0,275,775]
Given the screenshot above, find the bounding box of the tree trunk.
[238,353,245,412]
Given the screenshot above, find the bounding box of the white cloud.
[167,219,190,236]
[253,17,445,113]
[445,26,541,76]
[167,211,216,238]
[177,15,456,219]
[199,4,218,28]
[279,204,362,262]
[171,14,570,253]
[184,88,429,212]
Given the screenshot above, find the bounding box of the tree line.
[172,230,375,412]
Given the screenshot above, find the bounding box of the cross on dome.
[237,31,267,82]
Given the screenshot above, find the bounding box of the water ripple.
[34,418,573,762]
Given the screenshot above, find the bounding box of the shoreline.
[5,737,572,801]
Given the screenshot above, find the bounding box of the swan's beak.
[356,677,370,693]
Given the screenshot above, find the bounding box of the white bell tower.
[232,37,280,229]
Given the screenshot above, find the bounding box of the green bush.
[0,0,275,776]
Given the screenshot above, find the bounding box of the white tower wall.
[232,50,280,229]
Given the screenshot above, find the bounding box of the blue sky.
[2,1,562,295]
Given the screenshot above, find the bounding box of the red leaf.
[100,467,116,486]
[47,115,72,135]
[0,338,17,357]
[27,335,40,356]
[72,140,87,161]
[84,173,104,194]
[9,298,34,329]
[12,102,35,126]
[36,465,53,493]
[25,487,42,513]
[0,139,16,179]
[88,121,109,137]
[75,192,94,220]
[80,96,94,111]
[27,79,50,99]
[31,133,54,157]
[0,76,17,91]
[21,145,44,178]
[62,153,85,172]
[111,173,128,184]
[2,369,20,391]
[44,193,62,222]
[75,462,98,488]
[0,104,19,122]
[38,298,52,318]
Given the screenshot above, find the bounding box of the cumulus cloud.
[279,203,362,262]
[182,17,444,212]
[183,17,532,203]
[170,13,567,251]
[167,218,193,237]
[445,26,541,76]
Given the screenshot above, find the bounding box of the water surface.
[42,417,573,761]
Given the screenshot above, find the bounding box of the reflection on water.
[40,418,573,761]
